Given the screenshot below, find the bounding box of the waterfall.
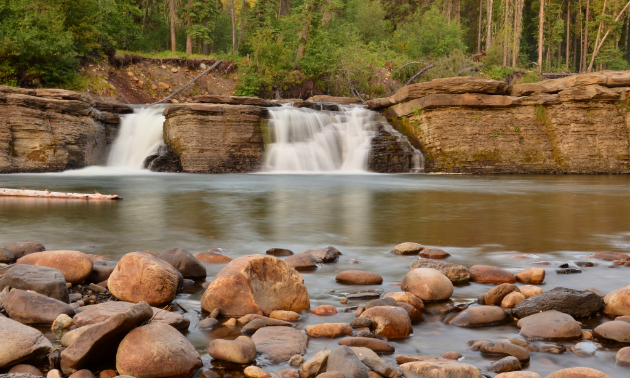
[107,106,166,168]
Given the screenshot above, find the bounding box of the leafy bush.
[401,6,466,59]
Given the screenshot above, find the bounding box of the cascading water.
[107,106,166,168]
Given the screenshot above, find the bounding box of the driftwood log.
[0,188,121,200]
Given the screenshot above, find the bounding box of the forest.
[2,0,630,98]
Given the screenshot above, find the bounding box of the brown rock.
[402,268,453,301]
[267,248,294,256]
[2,242,46,259]
[4,289,74,324]
[305,246,341,263]
[383,292,424,311]
[270,310,300,321]
[237,314,293,327]
[317,373,344,378]
[108,252,179,307]
[0,264,69,302]
[390,242,424,255]
[519,285,544,298]
[338,337,395,353]
[516,268,545,284]
[207,336,256,363]
[399,360,482,378]
[194,251,232,263]
[418,248,450,259]
[69,370,96,378]
[336,271,383,285]
[284,253,321,270]
[545,367,612,378]
[8,364,44,376]
[616,346,630,367]
[469,265,516,284]
[604,285,630,316]
[157,248,206,279]
[17,250,93,284]
[558,85,620,102]
[49,371,64,378]
[251,327,308,363]
[409,258,470,284]
[440,351,462,360]
[495,372,542,378]
[593,321,630,343]
[501,292,526,308]
[447,305,508,327]
[73,301,189,331]
[0,316,54,368]
[86,264,115,284]
[306,323,352,338]
[244,366,271,378]
[480,341,530,362]
[201,255,310,316]
[99,370,117,378]
[484,284,520,305]
[311,305,338,315]
[487,357,521,374]
[588,251,630,261]
[585,287,606,297]
[361,306,412,338]
[116,322,202,378]
[327,346,370,378]
[396,302,424,322]
[301,350,332,378]
[307,96,362,104]
[192,95,277,107]
[517,310,582,340]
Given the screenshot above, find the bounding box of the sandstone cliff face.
[0,86,126,173]
[379,73,630,174]
[163,103,266,173]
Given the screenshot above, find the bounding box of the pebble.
[340,298,348,304]
[480,341,530,362]
[288,355,304,366]
[383,292,424,311]
[571,341,602,357]
[310,305,338,315]
[440,351,461,360]
[198,318,219,329]
[519,285,544,298]
[355,306,365,317]
[224,318,237,326]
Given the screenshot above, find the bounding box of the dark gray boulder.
[512,287,604,319]
[0,265,69,303]
[158,248,206,280]
[1,242,45,259]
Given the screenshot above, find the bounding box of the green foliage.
[400,6,466,59]
[483,65,516,80]
[353,0,391,44]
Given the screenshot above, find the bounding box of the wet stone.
[409,258,470,284]
[593,320,630,343]
[311,305,338,315]
[480,341,530,362]
[251,326,308,363]
[536,343,566,354]
[365,297,398,309]
[517,310,582,341]
[615,346,630,367]
[418,248,450,259]
[571,342,602,357]
[336,271,383,285]
[512,287,604,319]
[305,246,342,263]
[350,317,374,329]
[338,337,395,353]
[487,357,521,374]
[266,248,294,256]
[390,242,424,255]
[447,306,508,327]
[545,367,612,378]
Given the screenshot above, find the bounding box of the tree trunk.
[447,0,452,22]
[486,0,494,50]
[588,0,607,72]
[230,0,236,53]
[512,0,521,67]
[186,0,193,54]
[574,15,579,70]
[583,0,589,72]
[457,0,461,24]
[170,0,177,52]
[478,0,484,53]
[626,10,630,58]
[238,0,246,47]
[538,0,544,70]
[566,0,570,71]
[588,0,630,71]
[142,0,150,35]
[503,0,509,66]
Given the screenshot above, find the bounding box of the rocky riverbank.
[1,241,630,378]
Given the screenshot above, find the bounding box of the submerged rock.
[512,287,604,319]
[338,337,395,353]
[0,316,54,368]
[194,251,232,263]
[615,346,630,367]
[0,248,15,264]
[336,270,383,285]
[284,253,321,270]
[399,361,482,378]
[17,250,93,284]
[480,341,530,362]
[487,357,521,374]
[419,248,450,259]
[0,265,69,303]
[267,248,294,256]
[305,246,342,262]
[2,242,46,259]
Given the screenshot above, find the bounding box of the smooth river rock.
[108,252,179,307]
[17,251,93,284]
[545,367,612,378]
[336,270,383,285]
[401,268,453,301]
[326,346,369,378]
[8,365,44,377]
[365,297,398,310]
[512,287,604,319]
[284,253,321,270]
[487,357,521,374]
[208,336,257,364]
[588,251,630,261]
[480,341,530,362]
[4,289,74,324]
[603,285,630,316]
[2,242,46,259]
[615,346,630,366]
[361,306,412,338]
[0,248,15,264]
[301,350,331,378]
[517,310,582,340]
[501,292,526,308]
[201,255,310,316]
[0,265,69,302]
[469,265,516,284]
[409,258,470,283]
[383,292,424,311]
[399,361,482,378]
[0,316,54,368]
[266,248,294,256]
[310,305,339,315]
[306,323,352,338]
[193,251,233,263]
[116,322,202,378]
[515,268,545,284]
[593,321,630,343]
[73,301,190,331]
[519,285,545,298]
[418,248,450,259]
[495,373,541,378]
[484,284,520,306]
[251,327,308,363]
[157,248,206,279]
[447,305,508,327]
[390,242,424,255]
[305,246,341,262]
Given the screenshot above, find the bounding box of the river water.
[1,172,630,377]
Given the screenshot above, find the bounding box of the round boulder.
[17,250,93,284]
[208,336,257,364]
[201,255,310,316]
[604,285,630,316]
[0,265,69,303]
[2,241,45,259]
[361,306,412,338]
[157,248,206,279]
[390,242,424,255]
[501,292,526,308]
[516,310,582,341]
[545,367,612,378]
[116,322,202,378]
[401,268,453,302]
[108,252,179,307]
[383,292,424,311]
[270,310,300,321]
[515,268,545,284]
[469,265,516,284]
[484,284,520,306]
[336,271,383,285]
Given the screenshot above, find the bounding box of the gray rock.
[365,298,398,310]
[362,357,402,378]
[251,326,308,363]
[0,317,54,368]
[241,318,266,333]
[512,287,604,319]
[409,258,470,284]
[0,265,69,303]
[326,346,369,378]
[69,294,82,303]
[4,289,74,324]
[0,248,15,264]
[197,318,218,329]
[305,246,342,263]
[158,248,206,280]
[487,356,521,373]
[86,265,114,284]
[350,317,374,329]
[1,242,45,259]
[73,301,189,331]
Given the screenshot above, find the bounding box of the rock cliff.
[374,72,630,174]
[0,86,129,173]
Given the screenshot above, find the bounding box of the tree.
[487,0,494,50]
[538,0,544,70]
[170,0,177,52]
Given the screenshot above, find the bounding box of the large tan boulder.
[108,252,179,307]
[201,255,310,316]
[17,250,92,284]
[604,285,630,316]
[116,322,202,378]
[0,316,54,368]
[401,268,453,301]
[399,360,482,378]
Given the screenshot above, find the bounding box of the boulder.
[484,284,520,306]
[301,350,332,378]
[60,302,153,373]
[487,357,520,374]
[401,268,453,301]
[615,346,630,367]
[361,306,412,338]
[588,251,630,261]
[116,322,202,378]
[4,289,74,324]
[0,265,69,302]
[418,248,450,259]
[519,285,544,298]
[193,251,232,263]
[305,246,342,262]
[251,327,308,363]
[365,298,398,310]
[267,248,294,256]
[336,271,383,285]
[409,258,470,283]
[480,341,530,362]
[512,287,604,318]
[517,310,582,340]
[2,242,45,259]
[270,310,300,321]
[73,301,189,331]
[501,292,526,308]
[383,292,424,311]
[326,346,369,378]
[447,306,508,327]
[201,255,310,316]
[399,361,482,378]
[469,265,516,284]
[0,316,53,368]
[338,337,395,353]
[284,253,321,270]
[361,357,401,378]
[108,252,179,307]
[305,323,352,338]
[8,365,43,377]
[85,264,115,284]
[311,305,339,315]
[0,248,14,264]
[593,321,630,343]
[157,248,206,279]
[515,268,545,284]
[390,243,424,255]
[558,85,620,102]
[545,367,612,378]
[17,251,92,284]
[604,285,630,316]
[207,336,257,363]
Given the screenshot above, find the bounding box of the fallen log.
[0,188,121,200]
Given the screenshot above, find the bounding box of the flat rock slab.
[4,289,74,324]
[73,301,190,331]
[512,287,604,319]
[251,327,308,363]
[0,317,53,368]
[517,310,582,341]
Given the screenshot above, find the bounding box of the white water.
[107,106,166,168]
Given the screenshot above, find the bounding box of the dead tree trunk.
[478,0,484,53]
[186,0,193,54]
[170,0,177,52]
[230,0,237,53]
[538,0,545,70]
[487,0,494,50]
[566,0,571,71]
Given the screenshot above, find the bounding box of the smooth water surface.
[1,172,630,376]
